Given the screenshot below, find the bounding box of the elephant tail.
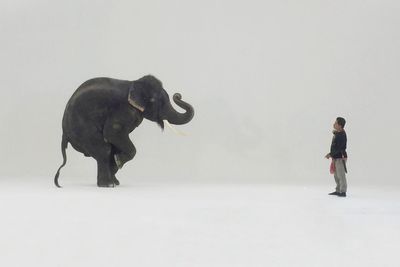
[54,134,68,188]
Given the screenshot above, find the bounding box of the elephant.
[54,75,194,187]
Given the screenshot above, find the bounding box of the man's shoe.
[337,192,346,197]
[328,191,339,195]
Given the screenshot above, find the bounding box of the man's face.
[333,120,342,131]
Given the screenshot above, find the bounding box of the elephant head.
[128,75,194,129]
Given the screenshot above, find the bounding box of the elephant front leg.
[112,139,136,170]
[109,147,120,186]
[104,123,137,170]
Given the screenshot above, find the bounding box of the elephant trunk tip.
[173,93,182,100]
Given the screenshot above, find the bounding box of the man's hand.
[325,153,331,159]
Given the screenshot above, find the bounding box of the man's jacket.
[330,131,347,159]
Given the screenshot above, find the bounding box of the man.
[325,117,348,197]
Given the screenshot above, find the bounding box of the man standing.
[325,117,348,197]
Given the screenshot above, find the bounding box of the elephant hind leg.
[83,136,115,187]
[96,158,114,187]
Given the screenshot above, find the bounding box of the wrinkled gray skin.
[54,75,194,187]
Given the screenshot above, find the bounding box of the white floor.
[0,178,399,267]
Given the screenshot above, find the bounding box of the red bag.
[330,159,335,174]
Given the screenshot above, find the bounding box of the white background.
[0,0,399,185]
[0,1,399,266]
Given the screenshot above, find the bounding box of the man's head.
[334,117,346,131]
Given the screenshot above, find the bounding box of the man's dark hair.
[336,117,346,128]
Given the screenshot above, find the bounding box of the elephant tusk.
[163,120,187,136]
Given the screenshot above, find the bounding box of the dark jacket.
[330,131,347,159]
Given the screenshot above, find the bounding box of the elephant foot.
[97,181,116,188]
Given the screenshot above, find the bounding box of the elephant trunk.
[163,93,194,125]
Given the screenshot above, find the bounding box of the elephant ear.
[128,82,145,112]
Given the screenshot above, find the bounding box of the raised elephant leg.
[108,135,136,170]
[104,124,136,171]
[109,146,120,185]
